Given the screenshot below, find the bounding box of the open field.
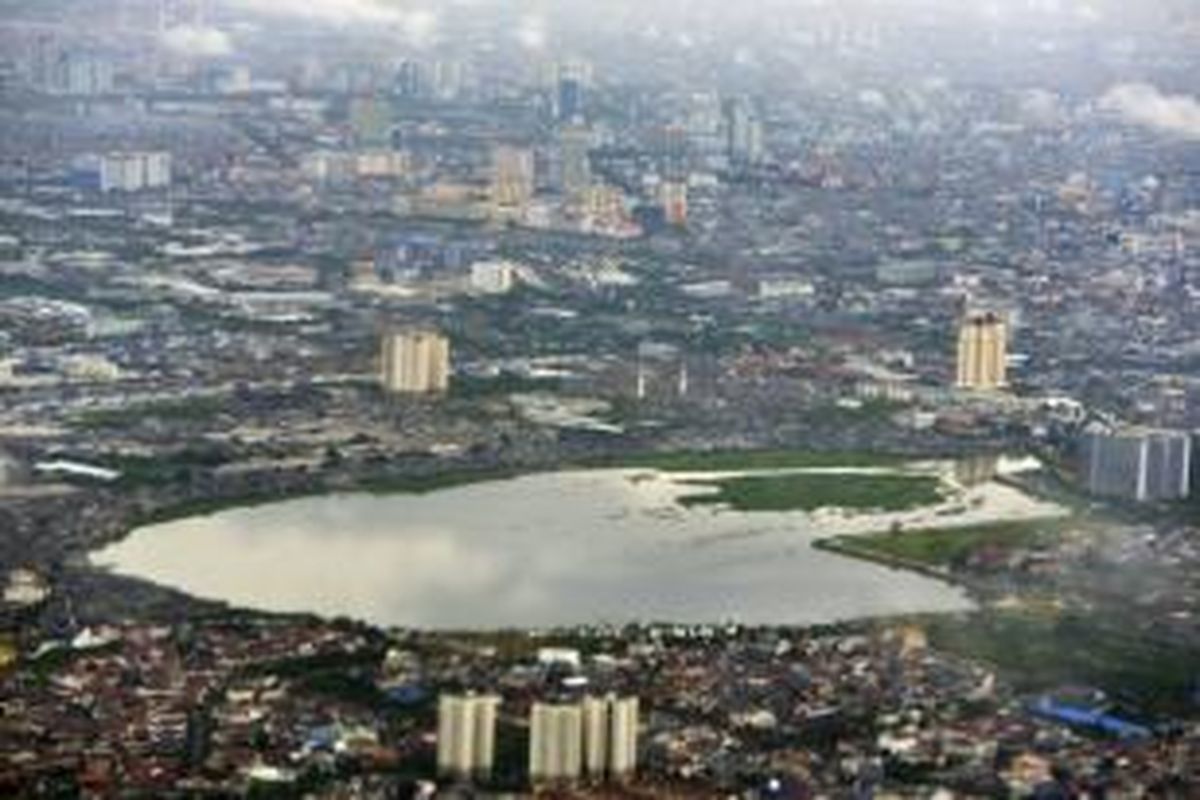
[677,472,946,513]
[925,610,1200,717]
[828,519,1062,568]
[598,448,906,472]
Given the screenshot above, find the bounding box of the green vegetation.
[356,468,523,496]
[811,399,911,424]
[26,641,123,687]
[604,448,904,473]
[836,520,1062,568]
[449,373,562,399]
[241,645,388,707]
[74,397,227,429]
[438,629,620,660]
[122,447,945,526]
[97,449,231,489]
[0,636,16,670]
[926,610,1200,716]
[678,472,945,513]
[130,467,524,527]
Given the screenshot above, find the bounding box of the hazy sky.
[218,0,1196,27]
[141,0,1200,140]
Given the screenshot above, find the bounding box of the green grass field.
[843,520,1059,567]
[609,448,904,473]
[678,472,945,513]
[926,610,1200,717]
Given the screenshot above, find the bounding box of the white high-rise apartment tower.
[582,696,638,779]
[100,152,172,193]
[437,694,500,780]
[529,703,583,784]
[532,696,639,785]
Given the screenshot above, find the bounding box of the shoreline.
[811,535,962,586]
[87,455,1066,631]
[9,445,1028,627]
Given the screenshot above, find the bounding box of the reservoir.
[91,464,1063,630]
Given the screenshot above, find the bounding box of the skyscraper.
[558,126,592,199]
[491,145,535,212]
[531,696,639,786]
[1083,428,1192,503]
[100,152,172,193]
[636,342,688,402]
[530,703,583,784]
[724,97,764,165]
[558,77,582,122]
[380,329,450,394]
[396,59,428,100]
[582,695,639,780]
[349,96,393,148]
[432,59,467,101]
[437,694,501,780]
[955,311,1008,390]
[59,52,115,96]
[556,61,589,123]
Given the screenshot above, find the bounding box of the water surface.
[90,469,1021,629]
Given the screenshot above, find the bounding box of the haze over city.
[0,0,1198,796]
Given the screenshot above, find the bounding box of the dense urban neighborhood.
[1,0,1200,796]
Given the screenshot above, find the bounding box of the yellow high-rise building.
[381,329,450,394]
[491,145,535,211]
[955,311,1007,390]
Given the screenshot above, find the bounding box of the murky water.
[87,467,1056,629]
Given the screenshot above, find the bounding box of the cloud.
[231,0,441,42]
[162,25,234,57]
[400,8,438,46]
[1099,83,1200,140]
[234,0,404,25]
[1018,88,1067,126]
[516,14,546,50]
